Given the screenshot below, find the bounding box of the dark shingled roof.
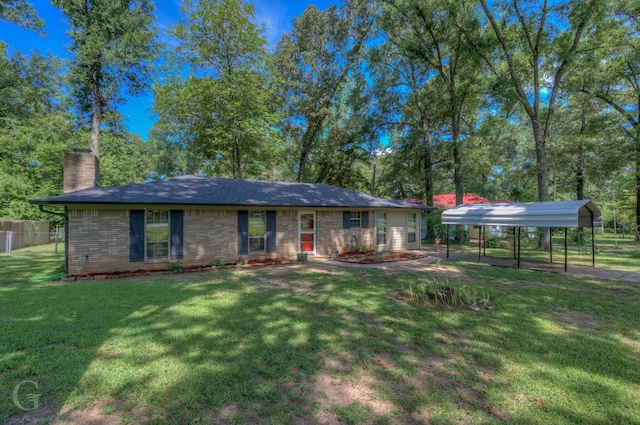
[31,175,433,210]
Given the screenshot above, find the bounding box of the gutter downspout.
[39,205,68,274]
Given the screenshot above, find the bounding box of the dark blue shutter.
[362,211,369,229]
[130,210,145,262]
[238,210,249,254]
[343,211,350,229]
[266,211,277,252]
[170,210,184,259]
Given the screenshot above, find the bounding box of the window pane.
[147,242,168,259]
[249,237,265,252]
[408,233,416,243]
[147,225,169,243]
[249,211,265,237]
[376,213,386,232]
[349,211,361,228]
[407,213,416,231]
[300,214,314,231]
[377,234,386,245]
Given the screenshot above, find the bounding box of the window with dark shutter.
[170,210,184,259]
[343,211,351,229]
[266,211,277,252]
[238,210,249,254]
[130,210,145,262]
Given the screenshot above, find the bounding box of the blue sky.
[0,0,336,140]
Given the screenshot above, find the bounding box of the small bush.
[208,259,223,267]
[168,261,183,272]
[485,235,503,248]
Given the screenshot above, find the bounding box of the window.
[407,213,417,243]
[146,210,169,259]
[350,211,361,228]
[376,212,387,245]
[249,210,266,252]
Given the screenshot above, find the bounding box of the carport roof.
[441,200,602,228]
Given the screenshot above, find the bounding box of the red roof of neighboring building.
[404,193,495,209]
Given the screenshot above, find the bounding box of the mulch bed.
[338,252,425,264]
[65,257,294,281]
[338,250,377,257]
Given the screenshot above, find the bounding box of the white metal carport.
[441,200,602,271]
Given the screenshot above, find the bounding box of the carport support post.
[446,224,450,259]
[591,225,595,267]
[549,227,553,263]
[564,228,568,272]
[517,227,521,269]
[513,227,517,259]
[478,226,481,262]
[483,226,486,257]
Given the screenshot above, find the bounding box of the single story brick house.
[32,152,434,275]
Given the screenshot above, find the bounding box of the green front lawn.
[1,251,639,424]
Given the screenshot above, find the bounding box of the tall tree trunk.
[452,115,463,206]
[297,149,308,183]
[371,163,376,195]
[533,119,551,249]
[576,112,586,200]
[90,68,101,158]
[636,133,640,242]
[419,110,433,207]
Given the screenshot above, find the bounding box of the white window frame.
[407,213,417,244]
[350,211,361,228]
[145,210,170,260]
[376,212,387,246]
[249,210,266,253]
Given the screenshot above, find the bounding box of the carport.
[441,200,602,271]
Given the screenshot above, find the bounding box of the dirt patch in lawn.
[553,310,602,331]
[2,404,57,425]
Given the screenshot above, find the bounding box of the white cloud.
[249,0,292,49]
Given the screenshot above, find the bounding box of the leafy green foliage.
[0,0,45,34]
[52,0,157,157]
[152,0,282,179]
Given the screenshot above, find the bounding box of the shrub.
[208,259,223,267]
[405,278,492,309]
[485,234,503,248]
[168,261,183,272]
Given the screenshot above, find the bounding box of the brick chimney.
[63,150,100,193]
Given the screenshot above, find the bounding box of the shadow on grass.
[1,263,639,424]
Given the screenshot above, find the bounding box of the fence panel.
[0,229,64,255]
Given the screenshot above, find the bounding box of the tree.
[379,0,482,207]
[471,0,605,248]
[153,0,281,179]
[579,2,640,238]
[52,0,156,158]
[0,0,44,34]
[274,0,373,182]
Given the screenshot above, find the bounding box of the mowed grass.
[0,244,65,285]
[1,250,639,424]
[445,231,640,271]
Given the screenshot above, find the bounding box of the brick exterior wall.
[64,152,99,193]
[67,207,421,275]
[316,210,375,254]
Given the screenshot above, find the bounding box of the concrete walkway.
[310,251,640,284]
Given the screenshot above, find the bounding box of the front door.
[298,211,316,254]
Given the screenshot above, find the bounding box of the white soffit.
[441,200,602,228]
